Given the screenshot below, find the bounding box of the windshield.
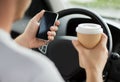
[64,0,120,23]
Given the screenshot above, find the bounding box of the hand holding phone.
[36,11,59,40]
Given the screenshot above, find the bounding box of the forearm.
[86,70,103,82]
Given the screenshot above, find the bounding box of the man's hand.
[72,33,108,82]
[15,10,60,48]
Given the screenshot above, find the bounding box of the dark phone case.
[36,11,58,40]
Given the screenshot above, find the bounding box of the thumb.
[32,10,45,21]
[98,33,108,47]
[72,40,84,52]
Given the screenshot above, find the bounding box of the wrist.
[86,69,103,77]
[86,69,103,82]
[86,68,103,74]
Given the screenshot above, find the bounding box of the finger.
[32,10,45,21]
[48,36,54,41]
[72,40,84,51]
[55,20,60,26]
[98,33,108,46]
[50,26,58,31]
[47,31,56,36]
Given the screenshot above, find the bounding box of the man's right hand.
[15,10,60,48]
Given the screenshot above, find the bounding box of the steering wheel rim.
[44,8,113,81]
[57,8,112,53]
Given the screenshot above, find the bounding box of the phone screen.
[36,11,58,40]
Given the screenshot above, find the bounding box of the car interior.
[11,0,120,82]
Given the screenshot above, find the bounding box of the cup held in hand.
[76,23,103,49]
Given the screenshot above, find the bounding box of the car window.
[64,0,120,23]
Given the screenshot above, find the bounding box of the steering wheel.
[43,8,113,82]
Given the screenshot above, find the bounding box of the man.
[0,0,108,82]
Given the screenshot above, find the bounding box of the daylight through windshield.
[65,0,120,23]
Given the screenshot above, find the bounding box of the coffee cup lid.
[76,23,103,34]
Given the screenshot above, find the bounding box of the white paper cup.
[76,23,103,49]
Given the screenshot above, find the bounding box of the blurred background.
[12,0,120,36]
[64,0,120,23]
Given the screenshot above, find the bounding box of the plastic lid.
[76,23,103,34]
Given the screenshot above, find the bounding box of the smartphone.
[36,11,59,40]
